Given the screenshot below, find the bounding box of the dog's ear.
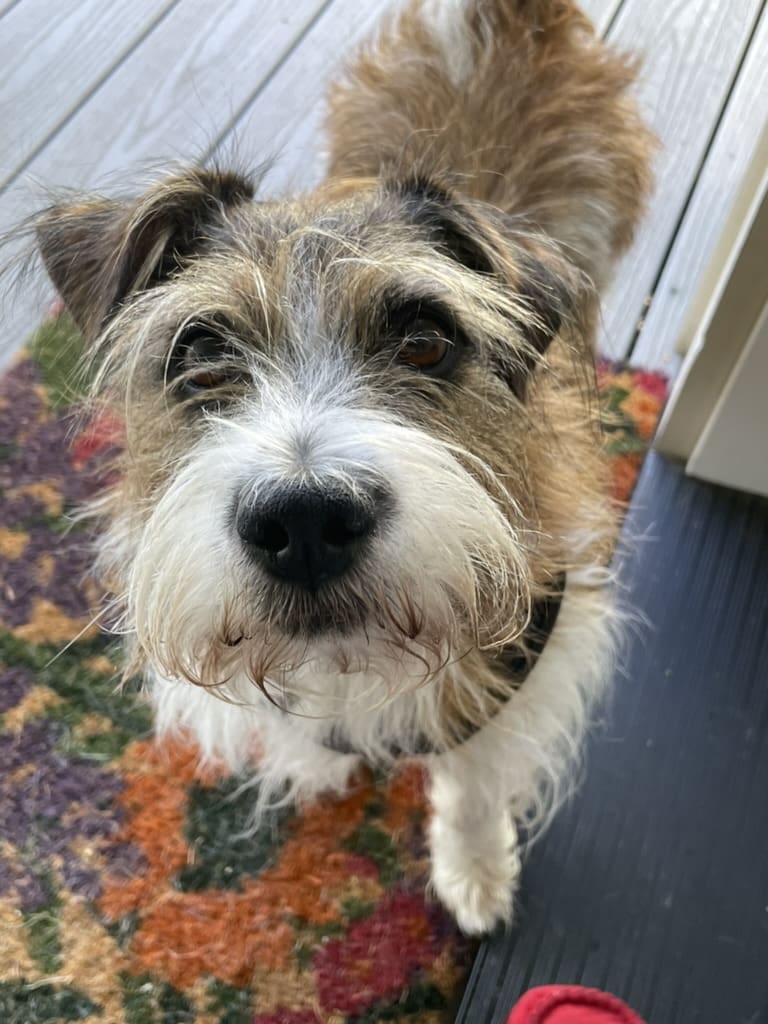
[392,176,582,396]
[393,177,502,278]
[36,168,254,338]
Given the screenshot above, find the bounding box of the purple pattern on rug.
[0,526,94,627]
[0,410,103,505]
[0,359,112,633]
[0,718,126,910]
[0,359,44,439]
[0,665,33,713]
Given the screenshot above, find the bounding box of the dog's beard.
[104,393,530,704]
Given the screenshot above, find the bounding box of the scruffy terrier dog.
[33,0,651,933]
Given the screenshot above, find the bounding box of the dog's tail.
[324,0,654,289]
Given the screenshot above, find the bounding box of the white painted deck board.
[600,0,765,359]
[0,0,327,203]
[0,0,22,18]
[581,0,624,33]
[215,0,397,194]
[632,5,768,371]
[0,0,178,189]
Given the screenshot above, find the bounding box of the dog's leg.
[428,581,618,934]
[429,751,521,935]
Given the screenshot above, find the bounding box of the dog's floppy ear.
[393,177,502,279]
[36,168,254,338]
[392,176,582,395]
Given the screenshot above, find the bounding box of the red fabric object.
[508,986,646,1024]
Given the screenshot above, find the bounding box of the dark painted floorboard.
[457,453,768,1024]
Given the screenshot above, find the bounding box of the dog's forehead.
[180,183,468,331]
[230,184,430,263]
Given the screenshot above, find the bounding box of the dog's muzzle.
[235,481,390,591]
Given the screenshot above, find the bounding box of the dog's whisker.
[43,595,123,669]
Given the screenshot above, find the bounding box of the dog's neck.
[320,572,567,760]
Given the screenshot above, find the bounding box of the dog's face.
[37,168,589,696]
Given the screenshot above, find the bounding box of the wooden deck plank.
[632,5,768,371]
[599,0,764,359]
[0,0,327,205]
[0,0,23,19]
[0,0,178,190]
[213,0,396,195]
[0,0,328,364]
[581,0,626,33]
[216,0,625,196]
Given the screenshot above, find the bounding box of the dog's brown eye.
[170,326,242,396]
[383,299,464,378]
[398,319,451,371]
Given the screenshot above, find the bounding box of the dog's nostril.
[255,518,290,554]
[322,512,367,549]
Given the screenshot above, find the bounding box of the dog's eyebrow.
[386,177,498,277]
[378,291,459,334]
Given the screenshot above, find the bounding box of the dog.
[31,0,652,934]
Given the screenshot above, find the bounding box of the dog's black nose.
[236,486,379,590]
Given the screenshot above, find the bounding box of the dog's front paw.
[429,814,521,935]
[284,748,363,807]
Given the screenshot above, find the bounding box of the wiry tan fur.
[327,0,653,288]
[26,0,653,934]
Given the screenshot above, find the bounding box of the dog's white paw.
[429,814,521,935]
[257,720,363,808]
[288,748,362,805]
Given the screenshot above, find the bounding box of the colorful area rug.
[0,315,666,1024]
